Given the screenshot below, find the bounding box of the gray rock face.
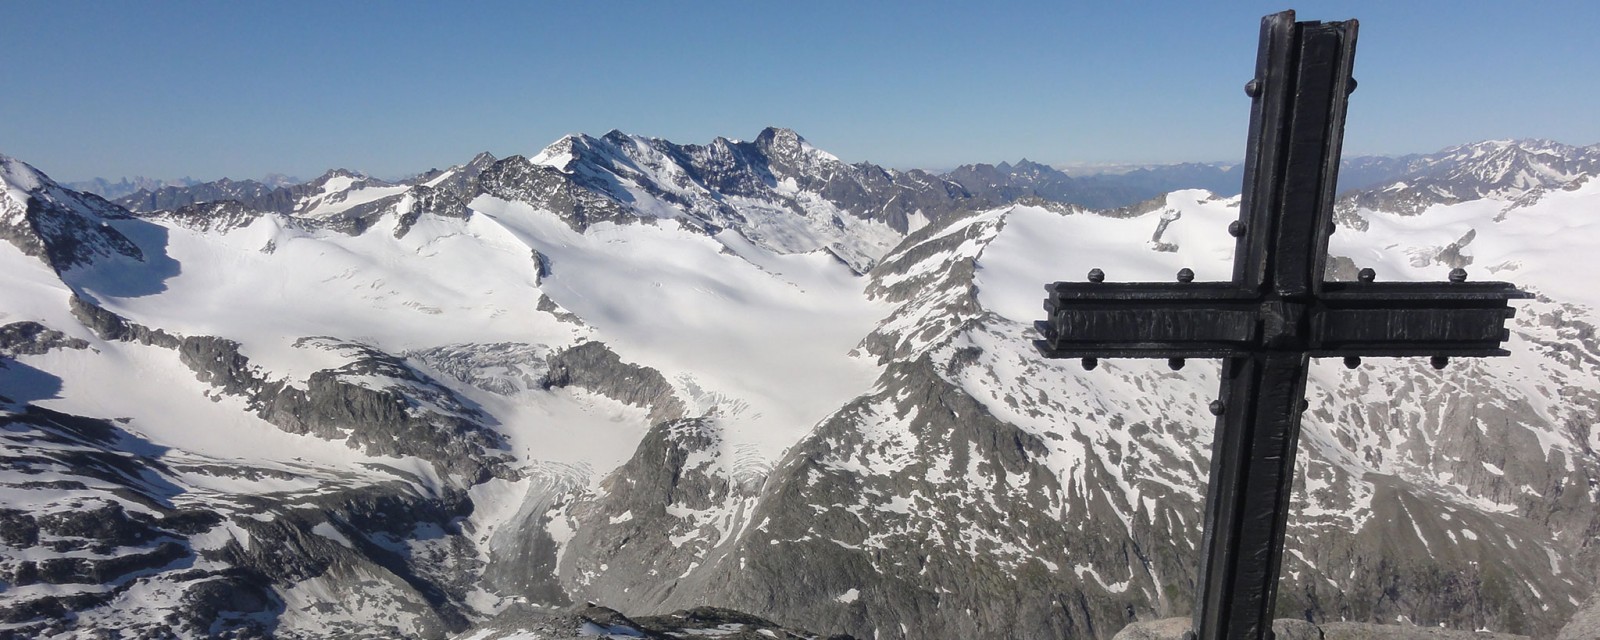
[1,155,144,273]
[1110,617,1197,640]
[692,356,1163,640]
[0,399,488,639]
[0,321,89,357]
[556,418,762,609]
[461,602,847,639]
[856,208,1003,363]
[393,177,476,238]
[1557,591,1600,640]
[185,335,513,482]
[1112,618,1530,640]
[64,294,513,481]
[479,471,578,607]
[543,341,686,424]
[69,294,181,348]
[154,198,275,233]
[0,409,238,634]
[478,153,640,232]
[206,484,479,638]
[1319,622,1530,640]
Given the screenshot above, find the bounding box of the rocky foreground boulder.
[1113,618,1536,640]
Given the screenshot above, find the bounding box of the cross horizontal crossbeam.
[1036,279,1528,360]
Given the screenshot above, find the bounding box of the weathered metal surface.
[1036,282,1528,359]
[1031,10,1528,640]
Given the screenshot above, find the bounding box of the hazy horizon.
[5,1,1598,183]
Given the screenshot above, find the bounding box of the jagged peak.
[306,168,374,189]
[325,167,366,180]
[0,153,48,194]
[754,126,802,147]
[412,152,499,187]
[949,158,1064,178]
[1009,158,1060,176]
[446,151,499,176]
[545,133,581,148]
[1440,138,1583,159]
[754,127,840,164]
[566,131,617,150]
[529,134,590,171]
[754,127,804,156]
[528,128,846,176]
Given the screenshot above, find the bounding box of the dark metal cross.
[1033,11,1528,640]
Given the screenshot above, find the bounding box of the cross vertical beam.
[1197,354,1311,639]
[1194,14,1356,640]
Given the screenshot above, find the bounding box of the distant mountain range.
[71,139,1596,217]
[2,130,1597,639]
[64,173,302,201]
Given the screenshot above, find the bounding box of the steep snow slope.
[1336,177,1600,309]
[468,195,887,462]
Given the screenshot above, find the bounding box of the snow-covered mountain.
[1340,139,1600,215]
[943,159,1246,209]
[943,139,1600,214]
[0,131,1596,639]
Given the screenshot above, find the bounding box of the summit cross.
[1033,11,1530,640]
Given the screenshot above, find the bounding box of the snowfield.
[1,134,1597,639]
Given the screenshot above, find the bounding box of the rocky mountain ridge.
[943,158,1245,210]
[111,137,1593,231]
[1339,139,1600,216]
[0,130,1596,639]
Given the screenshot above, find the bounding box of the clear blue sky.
[3,1,1597,183]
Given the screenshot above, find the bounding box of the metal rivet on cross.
[1031,10,1529,640]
